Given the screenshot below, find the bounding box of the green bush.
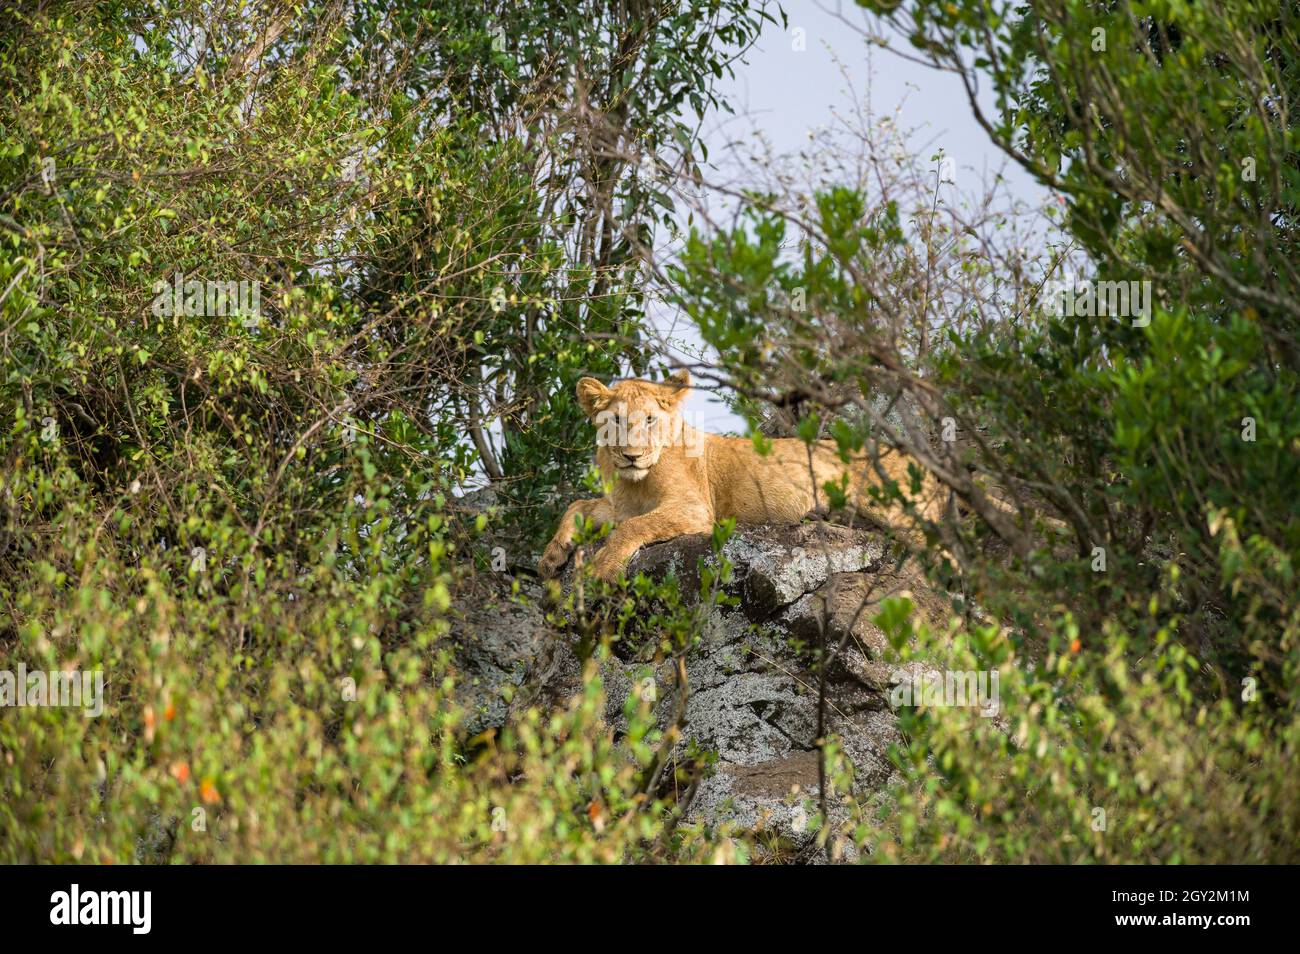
[6,0,1297,865]
[664,0,1300,862]
[0,0,757,863]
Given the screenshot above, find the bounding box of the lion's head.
[575,370,692,482]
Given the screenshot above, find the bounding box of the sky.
[652,0,1050,433]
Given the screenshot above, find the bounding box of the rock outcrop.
[447,521,953,859]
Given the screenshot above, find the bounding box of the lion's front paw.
[538,540,572,579]
[586,548,628,584]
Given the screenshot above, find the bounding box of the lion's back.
[702,434,842,523]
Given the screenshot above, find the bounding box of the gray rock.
[620,523,941,855]
[449,521,952,859]
[446,575,550,737]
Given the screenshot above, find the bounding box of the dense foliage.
[2,0,1297,863]
[670,0,1300,860]
[0,0,766,862]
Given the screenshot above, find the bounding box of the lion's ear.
[658,368,691,409]
[575,377,611,417]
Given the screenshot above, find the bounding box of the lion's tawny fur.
[538,371,945,581]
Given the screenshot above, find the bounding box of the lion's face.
[594,391,674,481]
[576,372,691,483]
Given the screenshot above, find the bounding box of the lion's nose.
[623,450,643,461]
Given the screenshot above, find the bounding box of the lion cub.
[538,370,944,582]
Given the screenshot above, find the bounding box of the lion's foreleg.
[587,506,713,582]
[539,497,615,578]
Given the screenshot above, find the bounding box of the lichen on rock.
[450,521,951,858]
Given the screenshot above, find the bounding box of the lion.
[537,370,947,582]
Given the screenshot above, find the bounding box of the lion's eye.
[645,416,656,426]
